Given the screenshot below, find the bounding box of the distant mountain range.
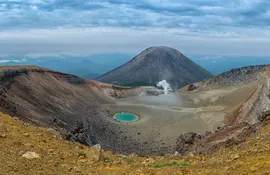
[191,56,270,75]
[0,53,132,79]
[1,53,270,79]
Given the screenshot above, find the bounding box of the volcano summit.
[97,46,212,89]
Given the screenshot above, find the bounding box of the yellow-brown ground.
[1,112,270,175]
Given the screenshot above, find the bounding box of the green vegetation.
[103,156,113,163]
[121,157,134,164]
[154,161,189,168]
[77,150,86,158]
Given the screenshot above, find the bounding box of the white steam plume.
[157,80,171,94]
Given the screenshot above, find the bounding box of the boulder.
[22,152,41,159]
[176,132,198,154]
[187,84,197,91]
[85,144,102,163]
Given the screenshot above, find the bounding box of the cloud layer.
[1,0,270,31]
[0,0,270,56]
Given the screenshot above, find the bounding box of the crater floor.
[102,83,258,154]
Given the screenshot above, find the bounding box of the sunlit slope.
[1,112,270,175]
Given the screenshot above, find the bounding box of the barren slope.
[175,65,270,155]
[0,66,154,155]
[97,46,212,89]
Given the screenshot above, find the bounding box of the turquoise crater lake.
[113,112,138,123]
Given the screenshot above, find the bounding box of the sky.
[1,0,270,56]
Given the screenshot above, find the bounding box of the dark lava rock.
[259,110,270,122]
[187,84,197,91]
[175,124,256,156]
[175,132,199,153]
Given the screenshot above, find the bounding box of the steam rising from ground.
[157,80,171,94]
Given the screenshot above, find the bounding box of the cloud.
[1,27,270,56]
[0,0,270,56]
[1,0,270,31]
[0,59,25,63]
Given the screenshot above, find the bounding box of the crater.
[113,112,139,123]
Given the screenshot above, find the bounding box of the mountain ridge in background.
[0,53,133,79]
[1,53,270,80]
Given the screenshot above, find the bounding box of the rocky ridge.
[176,65,270,155]
[186,65,268,91]
[0,66,175,155]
